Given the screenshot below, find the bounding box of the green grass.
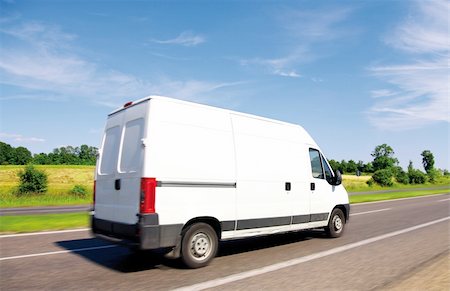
[0,212,89,234]
[350,189,450,204]
[343,174,450,192]
[0,165,94,207]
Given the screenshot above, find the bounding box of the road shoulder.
[382,251,450,291]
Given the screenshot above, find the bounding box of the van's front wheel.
[181,223,218,268]
[325,208,345,238]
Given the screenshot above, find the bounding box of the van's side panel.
[145,99,237,228]
[231,114,316,237]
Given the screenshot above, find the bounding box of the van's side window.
[309,149,324,179]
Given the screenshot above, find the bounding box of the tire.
[180,223,218,268]
[325,208,345,238]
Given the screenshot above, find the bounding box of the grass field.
[0,165,94,207]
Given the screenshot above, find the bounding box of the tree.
[340,160,348,173]
[363,162,374,173]
[357,161,365,172]
[0,142,14,165]
[408,160,414,173]
[33,153,51,164]
[421,150,435,174]
[346,160,358,173]
[371,144,398,171]
[13,147,32,165]
[78,144,97,165]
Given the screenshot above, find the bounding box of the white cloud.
[0,132,45,143]
[150,79,247,102]
[241,54,304,78]
[274,70,301,78]
[368,0,449,130]
[0,21,147,104]
[280,7,352,41]
[0,21,239,108]
[370,89,399,99]
[240,7,352,78]
[152,31,205,47]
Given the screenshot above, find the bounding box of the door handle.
[285,182,291,191]
[310,182,315,191]
[115,179,121,190]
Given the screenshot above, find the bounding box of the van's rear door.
[95,100,149,225]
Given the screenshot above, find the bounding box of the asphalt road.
[1,194,449,290]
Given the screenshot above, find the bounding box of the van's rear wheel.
[181,223,218,268]
[325,208,345,238]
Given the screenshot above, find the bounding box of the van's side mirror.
[333,169,342,186]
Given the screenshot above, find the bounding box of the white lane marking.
[174,216,450,291]
[350,208,391,216]
[438,198,450,202]
[0,228,90,238]
[0,245,118,261]
[352,193,449,206]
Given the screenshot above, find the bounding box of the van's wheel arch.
[325,208,345,238]
[180,222,218,268]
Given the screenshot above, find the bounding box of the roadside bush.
[371,169,393,186]
[70,185,87,197]
[408,169,427,184]
[17,165,48,194]
[395,169,409,185]
[426,168,441,183]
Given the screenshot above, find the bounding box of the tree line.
[330,144,448,186]
[0,142,98,165]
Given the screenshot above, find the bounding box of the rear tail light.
[140,178,157,214]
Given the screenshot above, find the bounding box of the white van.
[91,96,349,268]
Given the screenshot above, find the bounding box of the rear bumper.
[91,213,183,250]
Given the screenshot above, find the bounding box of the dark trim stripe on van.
[157,181,237,188]
[221,212,330,231]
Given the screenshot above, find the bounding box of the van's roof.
[109,95,304,130]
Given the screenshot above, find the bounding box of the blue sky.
[0,0,449,170]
